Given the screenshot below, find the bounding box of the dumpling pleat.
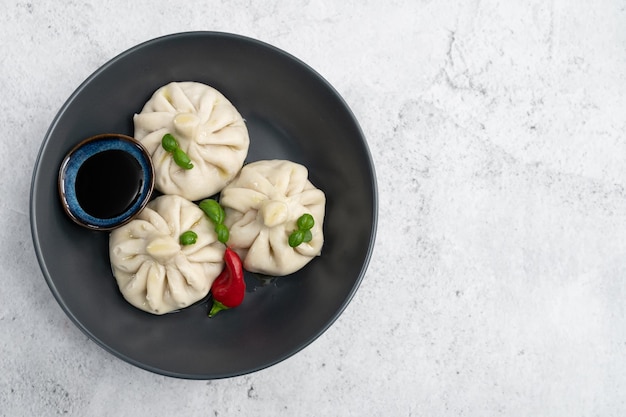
[184,244,224,264]
[146,93,177,113]
[203,103,240,133]
[163,263,191,307]
[111,243,147,273]
[227,210,262,250]
[167,82,197,113]
[138,207,171,236]
[240,168,276,196]
[196,88,218,124]
[283,162,309,196]
[245,229,274,273]
[194,145,245,176]
[146,262,168,314]
[296,189,326,207]
[133,112,174,137]
[174,255,209,291]
[124,260,155,298]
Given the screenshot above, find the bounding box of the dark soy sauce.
[75,150,143,219]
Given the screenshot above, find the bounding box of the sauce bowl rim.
[57,133,155,231]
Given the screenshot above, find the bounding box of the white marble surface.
[2,0,626,415]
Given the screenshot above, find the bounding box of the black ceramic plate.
[30,32,377,379]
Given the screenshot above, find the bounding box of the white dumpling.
[109,194,225,315]
[133,81,250,201]
[220,160,325,276]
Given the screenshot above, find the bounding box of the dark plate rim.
[29,31,379,379]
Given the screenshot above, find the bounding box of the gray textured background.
[3,1,626,416]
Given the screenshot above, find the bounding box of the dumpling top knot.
[145,235,180,263]
[259,200,290,228]
[173,112,200,139]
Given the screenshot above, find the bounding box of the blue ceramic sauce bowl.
[58,133,155,230]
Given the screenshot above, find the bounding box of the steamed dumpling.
[109,194,225,315]
[133,81,249,201]
[220,160,325,276]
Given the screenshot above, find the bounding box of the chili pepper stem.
[208,300,230,318]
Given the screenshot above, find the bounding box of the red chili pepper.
[208,247,245,317]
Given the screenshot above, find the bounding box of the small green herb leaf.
[179,230,198,246]
[289,213,315,247]
[161,133,178,153]
[288,229,305,248]
[199,199,225,225]
[172,147,193,169]
[297,213,315,231]
[215,223,230,244]
[199,199,230,245]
